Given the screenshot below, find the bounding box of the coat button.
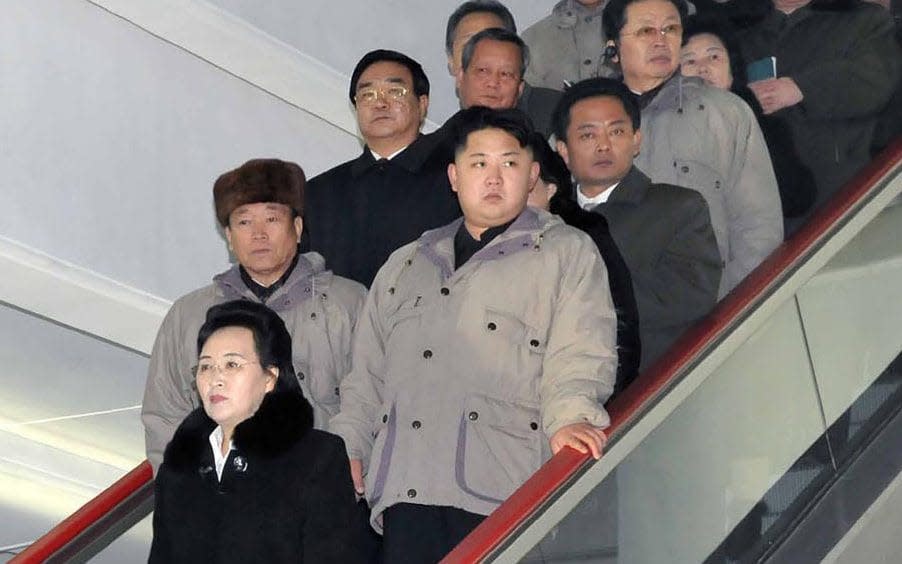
[487,322,497,331]
[583,58,592,65]
[298,371,305,380]
[681,165,690,173]
[440,287,450,296]
[423,349,433,359]
[382,414,388,423]
[412,420,422,429]
[388,287,395,295]
[468,411,479,421]
[334,387,340,396]
[407,489,417,498]
[530,339,540,347]
[530,422,539,430]
[310,312,317,320]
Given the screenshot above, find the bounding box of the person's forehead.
[462,127,525,152]
[571,96,631,123]
[471,39,520,63]
[625,0,681,22]
[684,33,725,50]
[357,60,413,87]
[232,202,292,215]
[455,12,506,39]
[201,326,255,351]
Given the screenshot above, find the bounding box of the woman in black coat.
[680,15,818,220]
[149,300,365,563]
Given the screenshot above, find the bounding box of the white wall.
[1,0,363,301]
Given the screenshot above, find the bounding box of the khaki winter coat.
[331,209,617,530]
[522,0,617,90]
[635,75,784,297]
[141,253,366,473]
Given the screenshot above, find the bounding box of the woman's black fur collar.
[162,390,314,472]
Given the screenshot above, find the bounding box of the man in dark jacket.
[736,0,901,221]
[303,50,461,287]
[528,133,642,395]
[553,77,722,371]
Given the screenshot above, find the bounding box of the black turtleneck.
[239,249,300,303]
[453,218,516,270]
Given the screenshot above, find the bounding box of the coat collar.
[570,166,651,208]
[349,134,434,177]
[213,251,329,312]
[641,73,708,113]
[162,390,314,474]
[416,208,554,279]
[605,166,652,206]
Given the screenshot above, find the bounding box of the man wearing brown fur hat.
[142,158,367,474]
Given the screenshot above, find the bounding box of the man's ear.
[264,366,279,393]
[293,216,303,242]
[447,55,457,77]
[547,182,559,200]
[517,79,525,100]
[224,225,233,251]
[556,139,571,168]
[633,129,643,157]
[418,95,429,123]
[605,40,619,64]
[448,162,459,193]
[528,161,540,191]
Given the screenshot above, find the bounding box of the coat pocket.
[365,403,397,506]
[455,393,543,504]
[483,308,547,353]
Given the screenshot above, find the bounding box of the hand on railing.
[549,423,607,460]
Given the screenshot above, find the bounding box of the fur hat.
[213,158,305,227]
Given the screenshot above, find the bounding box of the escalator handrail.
[10,141,901,564]
[443,137,902,563]
[11,461,153,563]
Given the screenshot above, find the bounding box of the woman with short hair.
[680,15,817,220]
[149,299,364,563]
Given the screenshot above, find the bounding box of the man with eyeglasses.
[445,1,562,136]
[603,0,783,297]
[303,50,461,288]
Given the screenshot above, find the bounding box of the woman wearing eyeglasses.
[149,300,365,563]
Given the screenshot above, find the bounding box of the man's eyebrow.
[357,77,407,90]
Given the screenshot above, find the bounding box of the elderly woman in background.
[680,15,817,221]
[150,300,364,563]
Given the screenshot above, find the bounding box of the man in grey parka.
[331,107,616,562]
[141,159,366,473]
[523,0,619,90]
[603,0,783,296]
